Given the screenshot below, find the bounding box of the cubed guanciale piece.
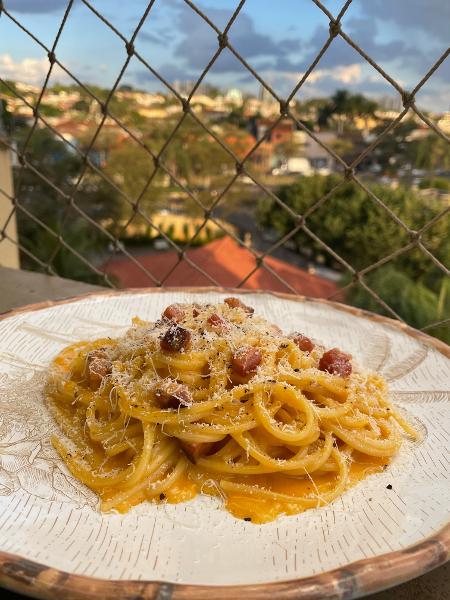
[163,304,185,323]
[231,346,262,376]
[224,297,254,315]
[180,441,215,463]
[192,303,202,317]
[86,349,111,390]
[154,381,192,409]
[207,313,230,331]
[292,333,314,352]
[160,324,192,353]
[319,348,352,377]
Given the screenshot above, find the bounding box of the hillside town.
[0,80,449,343]
[3,81,450,180]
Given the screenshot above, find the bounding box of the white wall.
[0,146,19,268]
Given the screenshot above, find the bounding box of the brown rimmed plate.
[0,288,448,600]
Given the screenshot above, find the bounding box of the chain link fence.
[0,0,449,336]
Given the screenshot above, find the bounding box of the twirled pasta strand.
[46,301,417,523]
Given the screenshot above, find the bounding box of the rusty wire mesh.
[0,0,449,335]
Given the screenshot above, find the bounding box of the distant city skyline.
[1,0,449,111]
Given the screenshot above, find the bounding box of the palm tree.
[318,90,378,133]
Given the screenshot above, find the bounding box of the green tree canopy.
[259,174,448,281]
[318,89,378,131]
[408,134,450,173]
[259,174,449,341]
[347,267,450,344]
[13,127,122,282]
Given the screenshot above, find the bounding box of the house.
[301,131,338,173]
[102,235,337,298]
[255,118,295,146]
[250,119,296,171]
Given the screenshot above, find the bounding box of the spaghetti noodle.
[46,298,417,523]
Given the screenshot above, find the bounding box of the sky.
[0,0,449,111]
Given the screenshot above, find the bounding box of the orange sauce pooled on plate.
[188,452,389,523]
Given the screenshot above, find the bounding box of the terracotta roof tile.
[102,236,337,297]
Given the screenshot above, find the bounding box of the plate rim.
[1,286,449,358]
[0,286,449,600]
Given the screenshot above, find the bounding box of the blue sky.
[1,0,449,111]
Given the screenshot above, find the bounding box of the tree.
[259,174,449,341]
[369,119,417,175]
[318,90,378,132]
[260,174,448,277]
[215,102,248,129]
[105,139,165,215]
[296,98,330,124]
[13,127,122,282]
[329,136,357,162]
[419,176,450,192]
[39,104,64,117]
[72,99,90,112]
[155,115,234,186]
[409,134,450,175]
[0,80,19,97]
[165,224,175,240]
[200,84,221,98]
[0,99,13,135]
[275,137,304,163]
[370,127,450,180]
[347,266,450,344]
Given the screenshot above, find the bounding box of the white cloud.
[332,64,362,85]
[263,63,362,88]
[304,64,362,85]
[0,53,69,86]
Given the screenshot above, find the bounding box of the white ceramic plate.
[0,289,448,600]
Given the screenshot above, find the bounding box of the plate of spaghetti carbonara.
[0,289,448,600]
[47,297,418,523]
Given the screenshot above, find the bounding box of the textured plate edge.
[0,286,449,600]
[1,285,449,358]
[0,524,448,600]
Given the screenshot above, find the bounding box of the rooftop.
[103,235,337,297]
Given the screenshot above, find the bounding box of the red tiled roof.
[102,236,337,298]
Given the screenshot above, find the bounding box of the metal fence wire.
[0,0,449,335]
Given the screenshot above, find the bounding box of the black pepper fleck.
[160,493,166,500]
[244,517,252,522]
[386,484,392,490]
[294,368,300,372]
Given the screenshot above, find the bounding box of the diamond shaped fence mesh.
[0,0,449,338]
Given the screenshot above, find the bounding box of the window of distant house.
[311,158,328,169]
